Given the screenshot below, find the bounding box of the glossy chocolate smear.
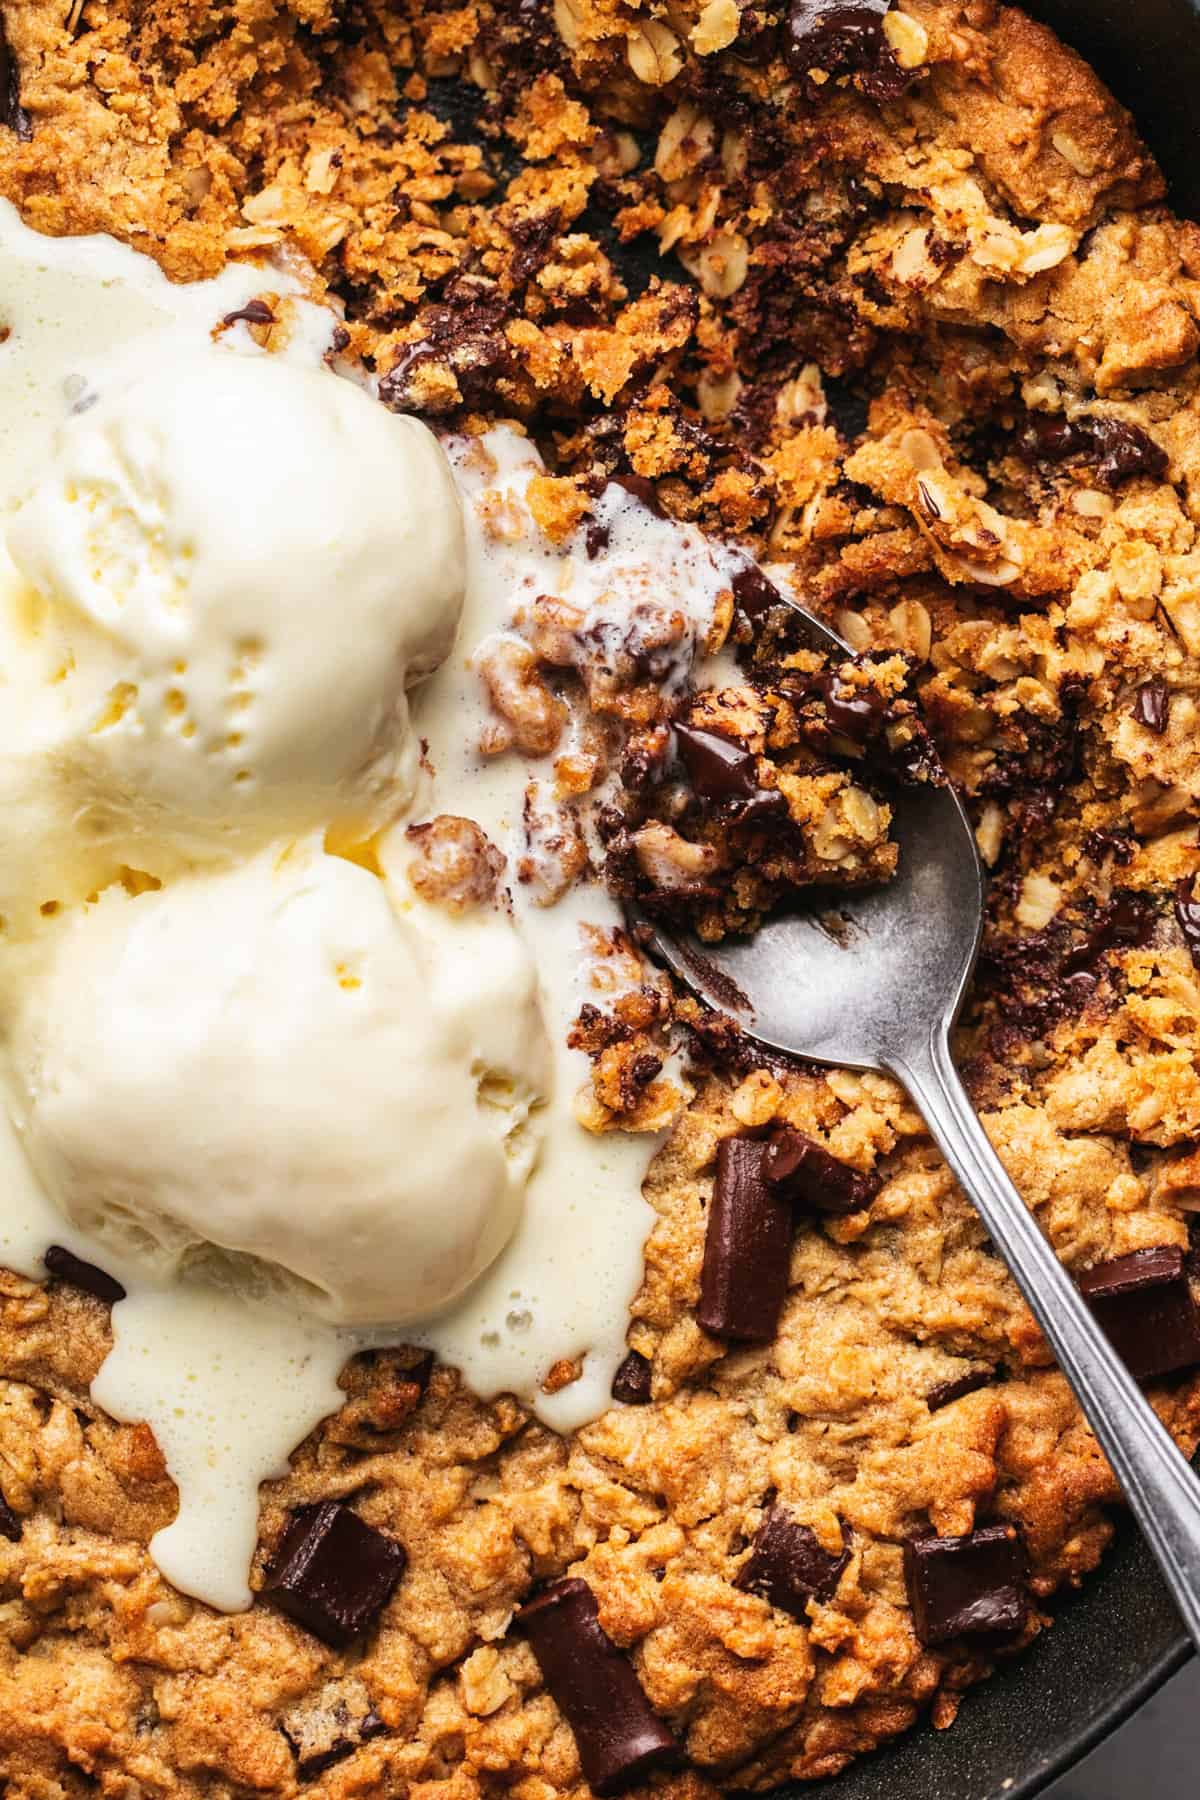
[1058,891,1156,977]
[516,1578,682,1795]
[731,562,786,621]
[1078,1245,1200,1382]
[610,1349,653,1406]
[904,1525,1028,1645]
[698,1137,793,1341]
[43,1244,127,1306]
[1017,412,1167,489]
[675,724,760,803]
[812,670,889,747]
[264,1501,407,1647]
[735,1505,850,1614]
[784,0,908,100]
[765,1126,880,1215]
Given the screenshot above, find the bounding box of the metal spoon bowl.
[637,599,1200,1651]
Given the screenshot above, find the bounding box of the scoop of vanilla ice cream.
[7,845,549,1326]
[0,334,465,917]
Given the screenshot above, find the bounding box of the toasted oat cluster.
[4,1,1200,1796]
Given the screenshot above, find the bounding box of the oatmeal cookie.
[2,0,1200,1797]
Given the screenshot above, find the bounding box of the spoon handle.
[890,1022,1200,1653]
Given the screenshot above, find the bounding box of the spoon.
[637,599,1200,1651]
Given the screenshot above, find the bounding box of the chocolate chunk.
[221,299,276,328]
[1090,417,1169,488]
[1078,1245,1200,1381]
[1132,678,1170,734]
[734,787,789,824]
[813,670,889,747]
[0,16,31,141]
[1175,880,1200,969]
[611,1350,653,1406]
[731,562,785,620]
[1059,891,1156,976]
[676,724,759,803]
[926,1368,993,1412]
[1017,413,1167,489]
[43,1245,126,1305]
[764,1127,880,1216]
[1016,414,1081,463]
[516,1578,682,1795]
[264,1502,407,1647]
[730,5,781,63]
[698,1138,793,1341]
[735,1505,850,1614]
[0,1495,20,1543]
[784,0,907,100]
[904,1525,1028,1645]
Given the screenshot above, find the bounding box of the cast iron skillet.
[439,0,1199,1786]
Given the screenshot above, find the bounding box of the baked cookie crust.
[2,1,1200,1795]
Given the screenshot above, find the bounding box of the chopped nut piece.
[407,816,505,912]
[477,637,568,757]
[626,19,683,85]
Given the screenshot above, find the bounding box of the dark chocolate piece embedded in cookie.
[43,1244,127,1306]
[764,1127,880,1215]
[0,1495,20,1543]
[1175,880,1200,969]
[516,1578,682,1795]
[0,14,31,142]
[735,1505,851,1614]
[731,562,786,622]
[610,1349,652,1405]
[675,724,760,804]
[1078,1246,1200,1381]
[697,1137,793,1341]
[904,1525,1028,1645]
[1017,413,1167,487]
[1132,678,1170,734]
[784,0,908,100]
[264,1502,407,1648]
[926,1368,994,1412]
